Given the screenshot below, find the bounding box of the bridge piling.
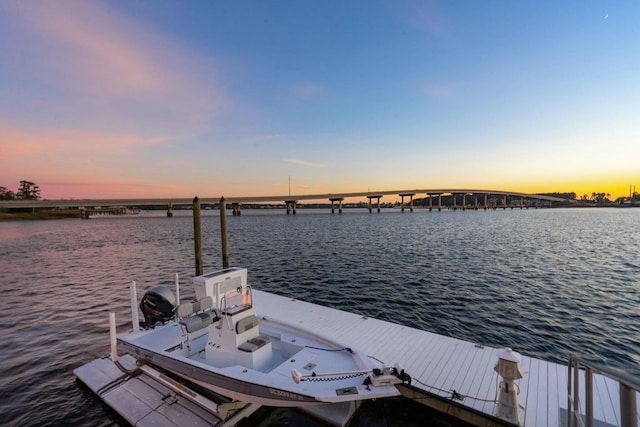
[367,195,382,213]
[285,200,297,215]
[329,198,344,214]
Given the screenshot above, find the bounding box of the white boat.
[117,267,411,407]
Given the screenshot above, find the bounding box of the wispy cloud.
[3,1,230,131]
[390,1,451,38]
[0,123,170,160]
[421,82,455,98]
[285,159,325,168]
[288,83,325,100]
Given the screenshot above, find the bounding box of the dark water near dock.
[1,208,638,426]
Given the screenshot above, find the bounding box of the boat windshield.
[221,286,252,314]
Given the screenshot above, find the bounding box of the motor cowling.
[139,286,176,328]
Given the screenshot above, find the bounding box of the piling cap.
[497,347,522,363]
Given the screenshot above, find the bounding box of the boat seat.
[238,336,271,352]
[177,296,218,333]
[235,314,271,352]
[235,314,259,334]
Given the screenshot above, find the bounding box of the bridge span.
[0,189,572,215]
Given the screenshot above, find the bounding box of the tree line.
[0,180,41,200]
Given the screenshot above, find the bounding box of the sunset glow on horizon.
[1,1,638,201]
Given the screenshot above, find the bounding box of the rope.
[411,375,499,404]
[304,345,353,353]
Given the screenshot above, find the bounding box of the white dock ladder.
[567,355,639,427]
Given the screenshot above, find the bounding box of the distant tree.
[0,186,16,200]
[16,180,41,200]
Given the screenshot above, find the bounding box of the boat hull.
[119,339,321,407]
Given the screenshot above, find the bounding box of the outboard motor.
[139,286,176,328]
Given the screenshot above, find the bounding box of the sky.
[1,0,638,201]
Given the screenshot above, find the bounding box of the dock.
[75,289,639,426]
[252,290,639,427]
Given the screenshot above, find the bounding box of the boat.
[117,267,411,407]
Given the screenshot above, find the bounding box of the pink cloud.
[5,1,230,126]
[403,2,451,38]
[0,123,170,160]
[0,122,178,197]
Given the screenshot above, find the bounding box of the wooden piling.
[192,197,203,276]
[219,197,229,269]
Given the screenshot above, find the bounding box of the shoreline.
[0,211,83,221]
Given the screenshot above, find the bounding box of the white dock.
[75,289,639,427]
[252,290,639,427]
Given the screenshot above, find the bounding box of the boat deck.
[252,290,639,427]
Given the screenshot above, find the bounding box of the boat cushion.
[238,335,271,352]
[180,312,217,333]
[177,296,217,333]
[235,314,259,334]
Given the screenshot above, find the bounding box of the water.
[0,207,639,426]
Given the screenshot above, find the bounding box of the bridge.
[0,189,572,216]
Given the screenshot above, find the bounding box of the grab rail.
[567,355,639,427]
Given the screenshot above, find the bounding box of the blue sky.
[0,0,638,199]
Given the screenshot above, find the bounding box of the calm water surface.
[0,207,638,426]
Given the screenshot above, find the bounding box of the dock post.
[620,381,638,427]
[567,359,572,427]
[401,195,405,212]
[462,194,466,210]
[368,197,372,213]
[167,202,173,217]
[193,197,203,276]
[220,197,229,269]
[573,359,580,427]
[438,194,442,211]
[585,366,594,427]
